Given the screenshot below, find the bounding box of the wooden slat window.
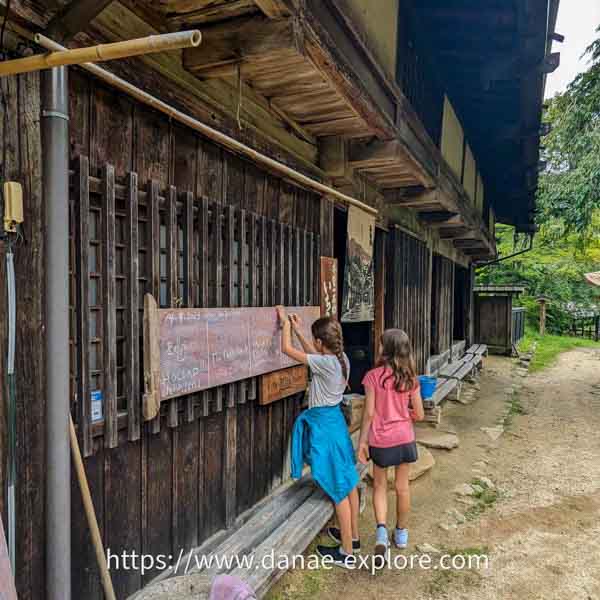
[69,157,319,451]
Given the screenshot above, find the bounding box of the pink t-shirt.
[362,367,419,448]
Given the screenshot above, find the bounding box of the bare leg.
[372,464,388,526]
[334,496,354,554]
[394,463,410,529]
[348,487,360,540]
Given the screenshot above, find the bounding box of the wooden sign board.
[260,365,308,405]
[0,516,16,600]
[320,257,338,318]
[143,294,319,419]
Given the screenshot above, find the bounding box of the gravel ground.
[269,348,600,600]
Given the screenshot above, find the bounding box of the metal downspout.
[41,66,71,600]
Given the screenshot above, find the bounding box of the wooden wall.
[431,254,455,356]
[66,70,326,599]
[474,295,513,355]
[0,73,46,600]
[0,63,475,600]
[385,228,431,373]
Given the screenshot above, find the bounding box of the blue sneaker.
[394,527,409,549]
[374,526,389,556]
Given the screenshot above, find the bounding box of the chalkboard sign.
[143,294,320,419]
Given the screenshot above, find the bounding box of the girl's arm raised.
[409,384,425,421]
[289,314,318,354]
[276,306,309,365]
[357,386,375,464]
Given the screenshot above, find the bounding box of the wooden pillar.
[536,297,548,336]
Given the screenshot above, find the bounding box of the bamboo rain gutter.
[34,33,378,217]
[0,30,202,76]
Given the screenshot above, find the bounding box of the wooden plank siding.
[63,74,327,600]
[385,228,431,373]
[430,254,455,356]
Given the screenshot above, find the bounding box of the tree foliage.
[537,26,600,234]
[477,222,600,334]
[478,25,600,334]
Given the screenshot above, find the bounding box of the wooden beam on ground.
[46,0,115,43]
[183,15,299,78]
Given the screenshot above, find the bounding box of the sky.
[545,0,600,98]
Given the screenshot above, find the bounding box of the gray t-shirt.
[306,353,350,409]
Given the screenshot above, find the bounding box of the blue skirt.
[291,404,359,504]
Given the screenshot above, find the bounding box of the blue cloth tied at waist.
[291,404,359,504]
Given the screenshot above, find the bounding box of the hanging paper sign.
[341,206,375,322]
[320,257,338,318]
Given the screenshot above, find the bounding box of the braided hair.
[311,317,348,382]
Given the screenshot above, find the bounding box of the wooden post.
[536,297,548,336]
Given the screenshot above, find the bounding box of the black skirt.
[369,441,418,468]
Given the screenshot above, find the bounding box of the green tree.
[537,25,600,234]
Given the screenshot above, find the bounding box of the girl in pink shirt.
[358,329,424,556]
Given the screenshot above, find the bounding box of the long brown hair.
[377,329,416,392]
[311,317,348,382]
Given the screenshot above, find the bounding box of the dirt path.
[268,348,600,600]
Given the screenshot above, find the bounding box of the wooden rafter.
[167,0,257,26]
[254,0,288,19]
[183,15,299,78]
[47,0,115,42]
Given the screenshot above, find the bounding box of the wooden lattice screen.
[69,156,320,457]
[385,228,431,373]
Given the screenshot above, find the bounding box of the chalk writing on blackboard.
[150,304,319,401]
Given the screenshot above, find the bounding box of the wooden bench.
[133,453,369,600]
[423,350,484,410]
[464,344,488,370]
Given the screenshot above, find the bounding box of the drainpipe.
[41,66,71,600]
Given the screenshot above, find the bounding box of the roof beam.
[183,16,300,78]
[348,139,410,169]
[167,0,257,27]
[254,0,289,19]
[46,0,114,43]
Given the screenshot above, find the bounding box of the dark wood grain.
[183,191,195,422]
[166,185,179,428]
[75,155,93,455]
[126,171,141,441]
[102,164,118,448]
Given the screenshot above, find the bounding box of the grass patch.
[465,480,500,519]
[518,327,600,372]
[503,390,526,428]
[425,548,486,595]
[442,545,491,557]
[264,540,327,600]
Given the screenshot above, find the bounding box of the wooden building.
[0,0,558,597]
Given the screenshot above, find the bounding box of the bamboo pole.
[0,30,201,77]
[69,415,117,600]
[34,33,379,217]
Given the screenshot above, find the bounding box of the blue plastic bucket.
[418,375,437,400]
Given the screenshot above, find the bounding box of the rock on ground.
[453,483,476,496]
[415,427,460,450]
